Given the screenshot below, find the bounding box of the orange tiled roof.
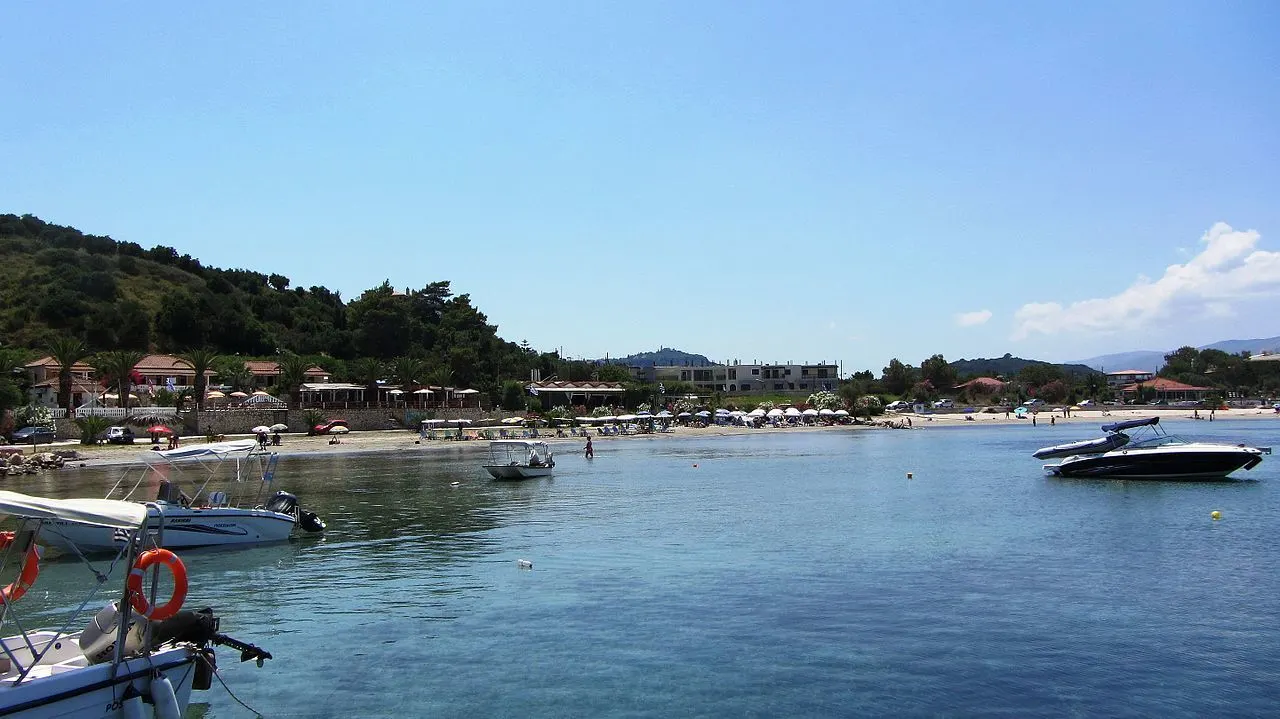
[25,356,95,372]
[1121,377,1214,391]
[243,360,328,375]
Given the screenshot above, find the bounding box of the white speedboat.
[40,440,324,553]
[1037,417,1269,480]
[483,440,555,480]
[0,490,272,718]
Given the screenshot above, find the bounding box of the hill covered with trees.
[0,213,570,396]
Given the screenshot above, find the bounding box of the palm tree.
[215,359,254,394]
[391,356,427,393]
[95,350,146,412]
[46,336,90,417]
[177,348,220,412]
[348,358,384,405]
[276,354,313,409]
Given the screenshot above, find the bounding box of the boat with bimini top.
[0,490,272,718]
[483,440,555,480]
[1036,417,1269,480]
[39,440,324,553]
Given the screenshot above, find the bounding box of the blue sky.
[4,1,1279,373]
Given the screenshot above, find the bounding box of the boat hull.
[40,506,298,552]
[483,464,554,480]
[0,641,196,718]
[1046,445,1263,480]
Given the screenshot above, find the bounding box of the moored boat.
[0,490,272,718]
[39,440,324,553]
[483,440,555,480]
[1037,417,1268,480]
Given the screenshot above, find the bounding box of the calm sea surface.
[12,420,1280,718]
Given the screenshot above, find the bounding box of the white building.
[1106,369,1155,388]
[641,362,839,395]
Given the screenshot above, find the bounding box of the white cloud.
[956,309,993,327]
[1013,223,1280,339]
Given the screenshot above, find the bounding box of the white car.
[933,399,954,409]
[885,400,912,411]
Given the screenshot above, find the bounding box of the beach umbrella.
[502,417,524,424]
[802,408,819,416]
[766,408,784,418]
[330,425,350,434]
[413,388,434,394]
[834,409,850,416]
[270,423,289,432]
[387,389,404,395]
[818,408,835,416]
[677,412,692,418]
[206,391,226,399]
[655,410,673,418]
[748,408,766,417]
[146,425,174,435]
[229,391,248,398]
[695,410,711,417]
[251,425,271,434]
[252,390,271,397]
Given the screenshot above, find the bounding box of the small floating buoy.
[450,481,461,487]
[1211,510,1221,521]
[693,463,698,468]
[517,559,533,570]
[906,472,913,479]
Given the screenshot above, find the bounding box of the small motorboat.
[39,440,324,553]
[0,490,272,718]
[1036,417,1269,480]
[483,440,555,480]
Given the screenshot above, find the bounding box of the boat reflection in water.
[1036,417,1269,480]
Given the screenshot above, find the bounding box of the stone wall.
[52,406,512,440]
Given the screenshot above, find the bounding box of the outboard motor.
[263,490,298,515]
[264,490,325,533]
[298,510,326,533]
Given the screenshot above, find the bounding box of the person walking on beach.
[584,436,594,459]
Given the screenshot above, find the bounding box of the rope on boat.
[199,651,265,718]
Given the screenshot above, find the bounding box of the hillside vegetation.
[0,213,555,391]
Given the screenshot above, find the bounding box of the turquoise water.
[13,420,1280,717]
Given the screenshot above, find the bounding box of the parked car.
[1022,399,1045,408]
[1079,399,1094,407]
[932,399,955,409]
[10,426,56,444]
[885,400,912,411]
[313,419,349,435]
[1150,399,1169,406]
[105,426,136,444]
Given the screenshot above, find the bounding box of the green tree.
[276,354,313,409]
[348,357,385,400]
[881,359,916,396]
[501,380,526,411]
[177,348,220,412]
[46,335,90,417]
[95,350,146,411]
[214,358,254,394]
[391,356,427,391]
[920,354,957,394]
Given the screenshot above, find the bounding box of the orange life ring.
[127,549,188,621]
[0,531,39,604]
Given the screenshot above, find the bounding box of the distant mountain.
[601,347,713,367]
[950,353,1100,379]
[1072,336,1280,373]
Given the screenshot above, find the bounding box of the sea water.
[13,420,1280,717]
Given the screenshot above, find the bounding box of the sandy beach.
[26,406,1276,470]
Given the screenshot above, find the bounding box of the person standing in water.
[584,436,594,459]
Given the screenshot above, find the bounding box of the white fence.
[66,407,180,420]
